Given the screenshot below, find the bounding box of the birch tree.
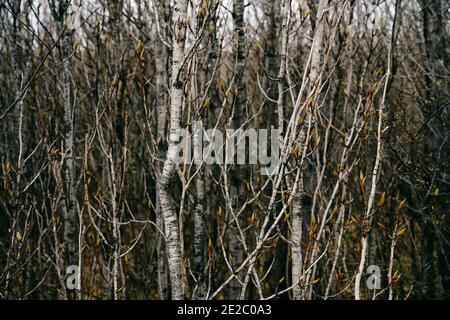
[0,0,448,301]
[158,0,188,300]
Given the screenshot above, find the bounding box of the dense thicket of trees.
[0,0,449,300]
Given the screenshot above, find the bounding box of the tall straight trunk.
[273,0,289,296]
[155,0,170,300]
[158,0,188,300]
[4,0,23,299]
[191,1,215,298]
[62,26,77,273]
[354,49,391,300]
[228,0,246,299]
[276,0,289,138]
[51,1,78,299]
[291,0,327,300]
[291,175,304,300]
[193,120,206,299]
[420,0,447,298]
[263,0,280,128]
[156,0,170,147]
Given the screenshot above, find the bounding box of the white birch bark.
[193,120,206,299]
[155,0,170,300]
[291,0,327,300]
[354,48,391,300]
[158,0,188,300]
[61,23,77,274]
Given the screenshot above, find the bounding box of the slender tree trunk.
[62,25,77,274]
[193,120,206,299]
[263,0,279,128]
[291,176,304,300]
[49,0,79,299]
[158,0,188,300]
[155,0,170,300]
[355,49,391,300]
[4,0,23,299]
[228,0,246,299]
[291,0,327,300]
[420,0,447,298]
